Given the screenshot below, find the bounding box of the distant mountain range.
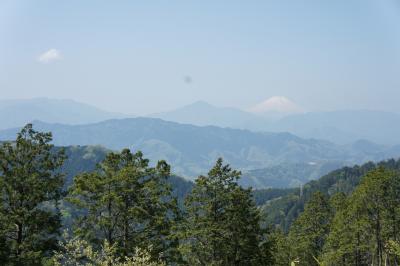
[149,101,271,130]
[0,98,126,129]
[268,110,400,145]
[150,101,400,145]
[1,118,399,178]
[2,98,400,146]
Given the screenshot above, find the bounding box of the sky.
[1,0,400,115]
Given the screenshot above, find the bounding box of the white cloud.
[37,49,62,63]
[248,96,305,114]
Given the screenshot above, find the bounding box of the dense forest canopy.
[1,125,400,265]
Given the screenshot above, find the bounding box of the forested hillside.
[261,158,400,231]
[1,125,400,265]
[239,161,344,188]
[61,145,345,191]
[60,142,400,243]
[0,125,273,265]
[60,145,193,201]
[1,119,399,179]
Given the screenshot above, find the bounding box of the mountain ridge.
[0,98,127,129]
[149,101,400,145]
[0,117,399,179]
[148,100,270,130]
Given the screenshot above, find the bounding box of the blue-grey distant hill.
[150,102,400,145]
[0,118,399,178]
[149,101,270,130]
[268,110,400,145]
[0,98,126,129]
[3,98,400,146]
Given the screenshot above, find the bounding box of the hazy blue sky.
[1,1,400,114]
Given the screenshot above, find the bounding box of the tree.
[288,191,332,266]
[68,149,181,264]
[0,124,66,264]
[322,194,369,265]
[50,234,166,266]
[269,229,293,266]
[181,158,273,265]
[323,167,400,265]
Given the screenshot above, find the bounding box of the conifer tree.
[181,158,273,265]
[68,149,181,263]
[288,191,332,265]
[270,229,293,266]
[0,124,65,265]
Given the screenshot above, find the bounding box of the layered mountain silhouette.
[151,101,400,145]
[149,101,270,129]
[1,118,399,178]
[0,98,126,129]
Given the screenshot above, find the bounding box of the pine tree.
[0,124,66,265]
[68,149,181,263]
[181,158,273,265]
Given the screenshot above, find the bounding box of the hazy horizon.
[2,96,400,117]
[1,1,400,115]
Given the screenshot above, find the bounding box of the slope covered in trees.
[272,167,400,265]
[58,145,193,202]
[1,119,399,179]
[262,158,400,231]
[0,125,276,265]
[2,125,400,265]
[239,161,345,188]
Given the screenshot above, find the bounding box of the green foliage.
[261,193,300,229]
[269,164,400,266]
[5,124,400,266]
[60,145,108,188]
[269,229,292,266]
[386,240,400,257]
[50,234,165,266]
[252,187,297,206]
[59,145,193,204]
[0,124,66,265]
[67,149,181,263]
[288,192,332,265]
[262,159,400,231]
[323,167,400,265]
[180,158,273,265]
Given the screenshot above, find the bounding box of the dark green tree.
[288,191,332,265]
[0,124,65,265]
[181,158,273,265]
[68,149,181,263]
